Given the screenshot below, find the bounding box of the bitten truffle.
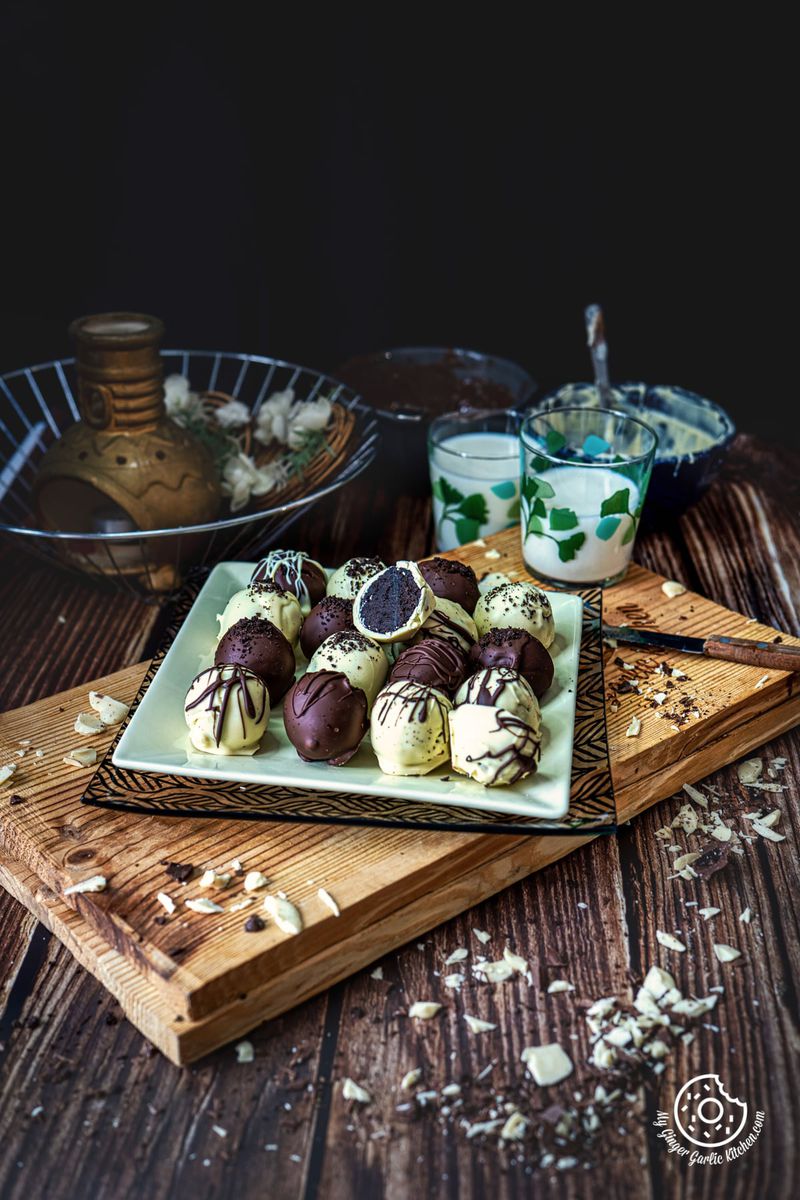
[353,561,435,643]
[299,596,355,659]
[215,616,296,704]
[283,670,368,765]
[418,556,480,614]
[469,628,554,698]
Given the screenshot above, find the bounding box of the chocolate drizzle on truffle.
[185,664,266,748]
[283,669,368,765]
[251,550,326,609]
[462,709,541,785]
[390,639,468,696]
[419,556,480,614]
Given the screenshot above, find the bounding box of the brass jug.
[34,312,220,535]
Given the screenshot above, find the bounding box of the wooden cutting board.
[1,527,799,1063]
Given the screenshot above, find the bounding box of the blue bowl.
[533,382,736,523]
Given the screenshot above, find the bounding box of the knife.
[603,625,800,673]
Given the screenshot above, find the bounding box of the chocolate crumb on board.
[9,794,25,805]
[162,861,195,883]
[244,914,266,932]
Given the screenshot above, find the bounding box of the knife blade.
[603,625,800,673]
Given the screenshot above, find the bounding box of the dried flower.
[213,399,251,429]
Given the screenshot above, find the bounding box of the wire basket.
[0,350,379,603]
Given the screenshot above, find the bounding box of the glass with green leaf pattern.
[428,409,521,551]
[519,406,657,587]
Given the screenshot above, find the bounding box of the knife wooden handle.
[704,635,800,673]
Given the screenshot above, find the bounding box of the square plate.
[113,562,582,821]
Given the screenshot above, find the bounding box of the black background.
[0,9,793,444]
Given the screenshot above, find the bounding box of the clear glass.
[519,406,657,587]
[428,409,521,552]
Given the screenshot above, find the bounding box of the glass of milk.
[428,409,521,551]
[519,407,657,587]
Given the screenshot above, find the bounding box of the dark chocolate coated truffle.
[251,551,327,608]
[300,596,355,660]
[419,556,480,614]
[283,669,368,765]
[215,616,296,704]
[468,627,554,698]
[390,639,468,696]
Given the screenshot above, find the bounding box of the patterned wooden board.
[1,526,799,1062]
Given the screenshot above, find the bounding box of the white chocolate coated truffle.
[326,556,386,600]
[308,630,388,711]
[353,560,436,644]
[454,667,541,728]
[370,680,452,776]
[412,597,477,653]
[473,582,555,648]
[217,582,303,646]
[184,665,269,756]
[448,704,541,787]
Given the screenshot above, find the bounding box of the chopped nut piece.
[243,870,268,892]
[645,1039,669,1059]
[235,1040,255,1063]
[185,897,224,914]
[74,711,105,736]
[466,1118,504,1139]
[228,897,253,912]
[317,887,340,917]
[63,748,97,768]
[625,715,642,738]
[444,947,468,965]
[751,821,786,842]
[749,809,781,828]
[643,965,676,1000]
[521,1043,573,1086]
[473,929,491,945]
[264,894,303,935]
[0,763,18,785]
[370,966,384,981]
[656,931,686,953]
[463,1014,497,1034]
[547,980,574,994]
[737,758,763,785]
[156,892,176,915]
[484,548,502,561]
[400,1068,422,1091]
[440,1083,461,1097]
[473,960,514,983]
[709,825,732,842]
[699,907,721,921]
[88,691,130,726]
[342,1078,371,1104]
[739,907,752,924]
[674,852,701,871]
[713,944,742,964]
[682,783,707,807]
[443,973,464,990]
[603,1027,632,1047]
[672,804,698,835]
[661,580,687,599]
[754,674,770,690]
[500,1110,527,1140]
[502,946,529,977]
[654,827,673,841]
[200,869,232,890]
[408,1002,442,1020]
[591,1041,617,1069]
[64,875,107,895]
[634,987,662,1017]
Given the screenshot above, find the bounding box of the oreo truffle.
[251,550,327,613]
[184,664,269,756]
[308,629,388,710]
[353,560,435,643]
[300,596,355,659]
[283,670,368,765]
[449,705,541,787]
[469,628,554,698]
[215,616,296,704]
[412,597,477,653]
[390,638,468,696]
[419,556,480,614]
[217,579,303,646]
[474,581,555,648]
[370,680,452,776]
[455,666,540,726]
[326,556,386,601]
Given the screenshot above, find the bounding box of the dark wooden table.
[1,435,798,1200]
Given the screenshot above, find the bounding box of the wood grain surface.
[0,433,798,1199]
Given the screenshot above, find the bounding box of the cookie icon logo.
[674,1074,748,1148]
